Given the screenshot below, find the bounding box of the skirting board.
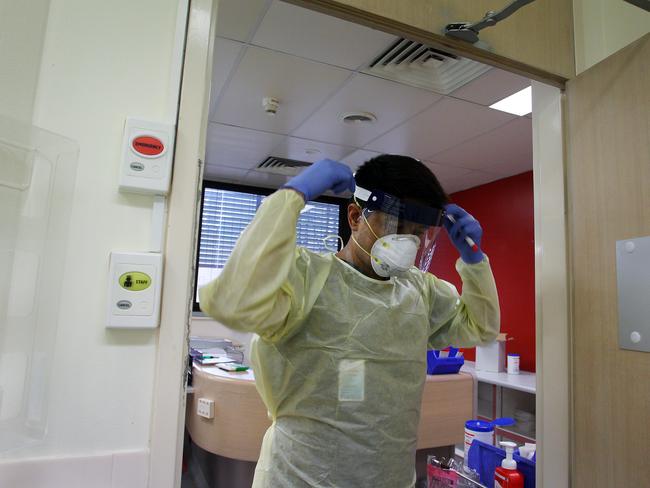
[0,449,148,488]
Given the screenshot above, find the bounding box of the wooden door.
[566,33,650,487]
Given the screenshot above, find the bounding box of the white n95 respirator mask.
[369,233,420,277]
[351,208,421,277]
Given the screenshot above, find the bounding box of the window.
[194,182,349,309]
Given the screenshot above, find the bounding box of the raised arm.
[428,204,500,348]
[199,189,307,341]
[199,159,355,342]
[427,258,500,348]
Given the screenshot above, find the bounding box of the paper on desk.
[196,356,234,365]
[201,366,255,381]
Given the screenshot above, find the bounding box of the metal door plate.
[616,235,650,352]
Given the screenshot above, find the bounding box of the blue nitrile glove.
[443,203,485,264]
[283,159,355,201]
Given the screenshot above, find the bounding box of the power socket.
[197,398,214,419]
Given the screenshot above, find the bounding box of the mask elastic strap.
[350,234,371,258]
[361,210,381,241]
[323,234,344,252]
[353,196,382,241]
[350,234,383,268]
[351,197,386,267]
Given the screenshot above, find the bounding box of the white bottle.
[518,442,536,460]
[507,353,520,375]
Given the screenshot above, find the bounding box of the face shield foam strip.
[353,186,372,203]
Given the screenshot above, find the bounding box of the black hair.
[354,154,449,209]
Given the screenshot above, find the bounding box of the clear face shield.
[354,186,445,274]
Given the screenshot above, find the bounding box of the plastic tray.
[426,349,464,375]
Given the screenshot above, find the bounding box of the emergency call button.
[131,135,165,158]
[119,117,175,195]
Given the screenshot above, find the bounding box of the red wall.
[429,171,536,371]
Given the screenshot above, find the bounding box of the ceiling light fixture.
[340,112,377,124]
[489,86,532,116]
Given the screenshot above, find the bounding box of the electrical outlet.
[197,398,214,419]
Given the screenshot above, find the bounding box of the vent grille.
[256,156,312,176]
[363,38,491,95]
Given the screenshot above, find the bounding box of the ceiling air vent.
[256,156,312,176]
[362,38,491,95]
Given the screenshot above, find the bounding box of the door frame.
[148,0,215,486]
[151,1,571,487]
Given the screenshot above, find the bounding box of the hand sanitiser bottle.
[494,441,524,487]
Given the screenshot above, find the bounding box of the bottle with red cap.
[494,441,524,488]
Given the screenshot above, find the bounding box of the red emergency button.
[132,135,165,156]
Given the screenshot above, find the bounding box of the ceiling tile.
[270,137,355,163]
[450,68,531,106]
[208,38,245,120]
[430,118,532,175]
[424,161,473,180]
[439,171,503,194]
[292,73,441,147]
[212,46,350,135]
[204,164,250,183]
[342,149,383,170]
[205,123,286,169]
[482,159,532,178]
[251,1,396,69]
[365,97,515,159]
[216,0,269,42]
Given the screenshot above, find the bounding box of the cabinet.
[461,361,536,445]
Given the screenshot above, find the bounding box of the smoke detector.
[340,112,377,124]
[262,97,279,116]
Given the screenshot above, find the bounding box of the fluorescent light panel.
[489,86,532,116]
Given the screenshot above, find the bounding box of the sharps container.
[464,420,494,468]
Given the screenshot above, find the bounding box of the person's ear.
[347,203,363,231]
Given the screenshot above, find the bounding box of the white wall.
[574,0,650,74]
[1,0,181,466]
[0,0,51,122]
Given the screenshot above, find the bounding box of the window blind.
[196,188,341,302]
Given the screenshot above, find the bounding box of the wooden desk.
[417,372,473,449]
[186,364,473,462]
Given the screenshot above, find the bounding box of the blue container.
[426,349,464,375]
[467,440,535,488]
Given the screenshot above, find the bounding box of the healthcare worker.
[200,155,500,488]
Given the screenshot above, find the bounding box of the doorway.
[152,1,569,487]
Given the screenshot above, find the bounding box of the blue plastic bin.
[426,349,464,375]
[467,440,535,488]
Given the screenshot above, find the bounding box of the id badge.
[338,359,365,402]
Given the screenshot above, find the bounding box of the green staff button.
[119,272,152,291]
